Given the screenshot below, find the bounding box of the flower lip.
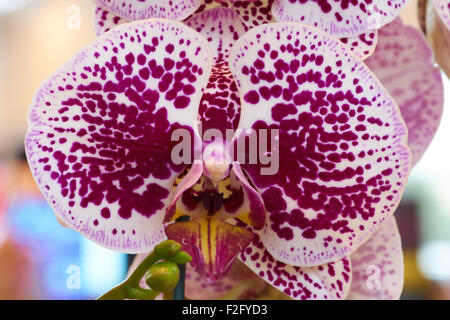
[165,217,255,283]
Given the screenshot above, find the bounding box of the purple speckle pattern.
[271,0,411,37]
[229,23,411,267]
[194,0,223,15]
[94,5,128,36]
[92,0,202,21]
[365,18,444,165]
[25,20,213,253]
[347,216,403,300]
[186,6,247,60]
[219,0,275,28]
[433,0,450,31]
[187,7,247,135]
[239,230,352,299]
[93,0,275,37]
[340,30,378,60]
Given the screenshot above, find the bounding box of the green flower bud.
[154,240,181,258]
[168,251,192,264]
[145,261,180,293]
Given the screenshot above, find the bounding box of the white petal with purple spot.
[26,20,213,253]
[340,30,378,60]
[186,7,247,60]
[229,22,411,267]
[94,5,129,36]
[92,0,202,21]
[219,0,275,29]
[239,231,352,300]
[271,0,411,37]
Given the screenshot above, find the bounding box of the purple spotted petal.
[347,216,403,300]
[229,23,411,267]
[186,7,247,136]
[25,20,213,253]
[365,18,444,165]
[219,0,275,29]
[94,5,128,36]
[239,231,352,300]
[433,0,450,30]
[186,7,247,60]
[199,61,242,136]
[340,30,378,60]
[92,0,202,21]
[271,0,411,37]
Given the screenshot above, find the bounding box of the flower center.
[202,142,230,185]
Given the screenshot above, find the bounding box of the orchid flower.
[92,1,444,165]
[158,215,404,299]
[26,12,413,300]
[92,0,389,60]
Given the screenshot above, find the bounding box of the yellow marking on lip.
[217,178,232,198]
[165,217,255,281]
[199,218,218,272]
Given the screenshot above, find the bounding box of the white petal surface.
[347,216,403,300]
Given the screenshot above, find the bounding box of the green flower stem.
[125,287,160,300]
[173,262,186,300]
[173,215,190,300]
[97,240,191,300]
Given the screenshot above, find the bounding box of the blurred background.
[0,0,449,299]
